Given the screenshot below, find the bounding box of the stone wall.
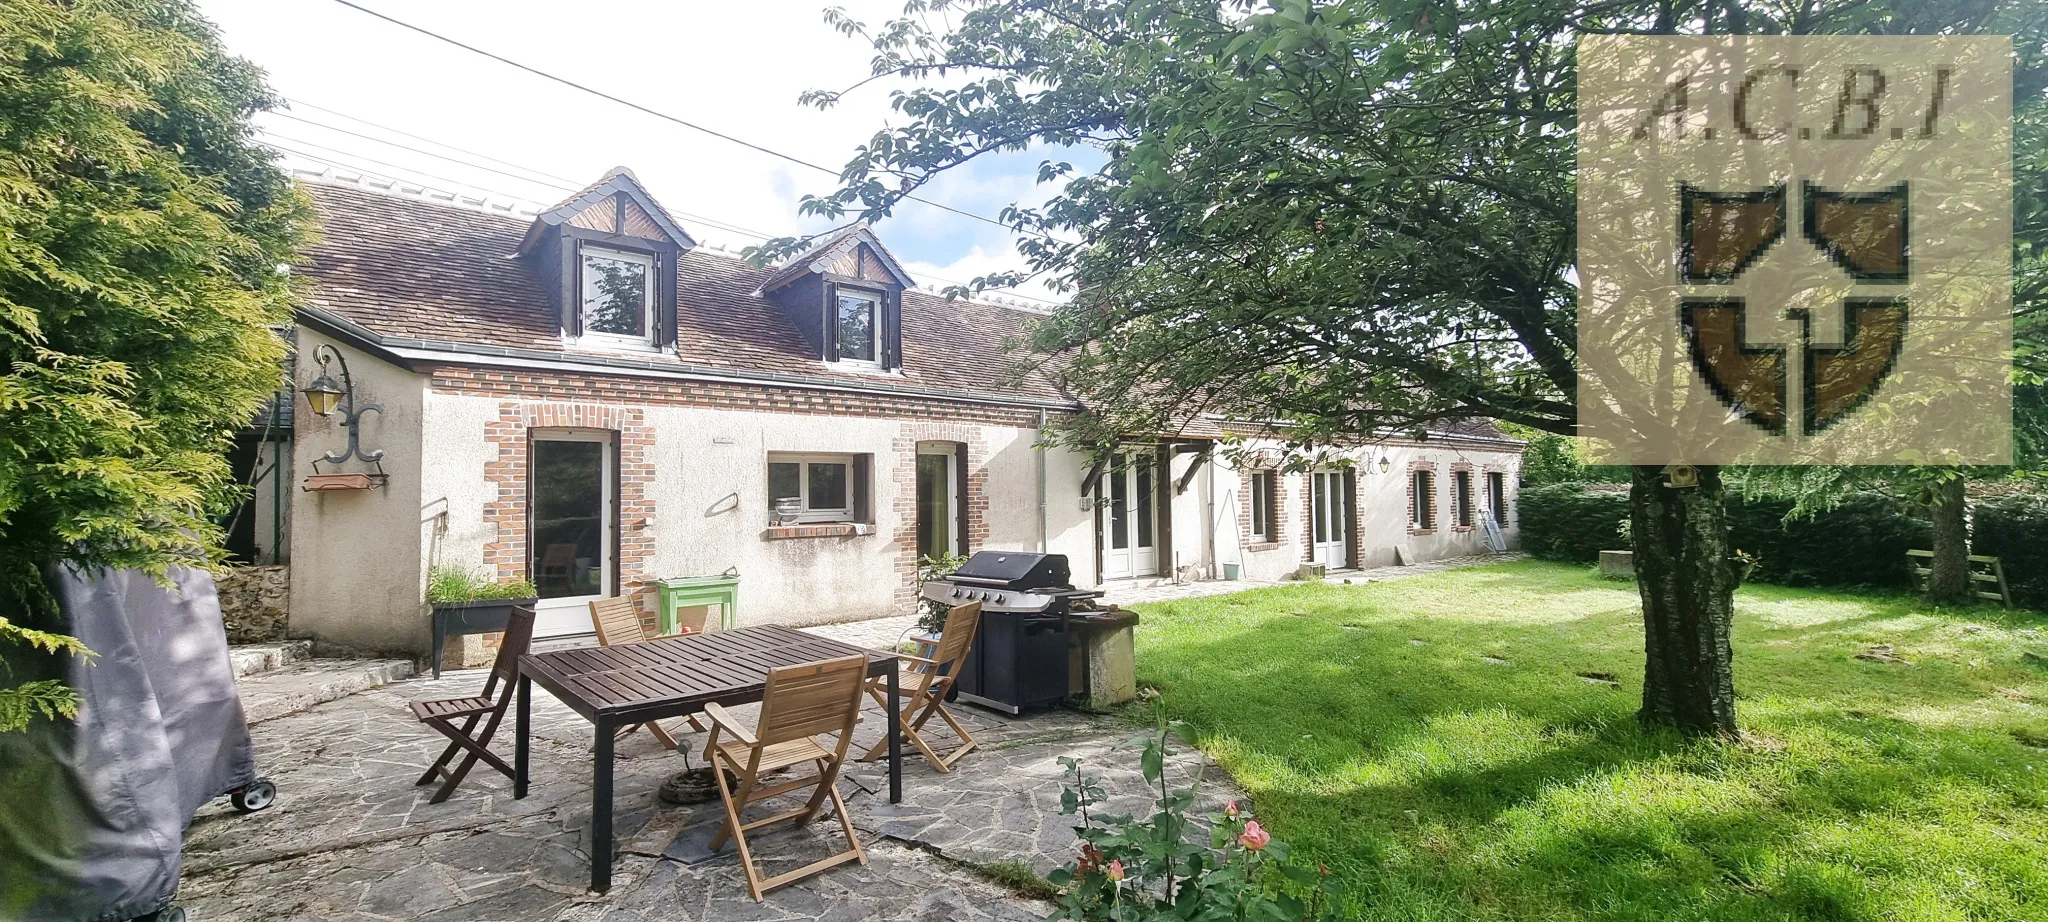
[219,564,290,643]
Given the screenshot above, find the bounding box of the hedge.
[1518,484,1930,591]
[1518,484,1627,563]
[1724,492,1928,590]
[1974,493,2048,609]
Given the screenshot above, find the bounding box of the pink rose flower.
[1106,859,1125,882]
[1239,820,1271,851]
[1225,800,1240,818]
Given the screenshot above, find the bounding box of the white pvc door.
[1098,452,1159,580]
[529,431,615,637]
[1311,471,1349,568]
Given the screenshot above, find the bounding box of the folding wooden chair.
[700,655,869,901]
[861,602,981,773]
[411,605,535,804]
[590,596,698,750]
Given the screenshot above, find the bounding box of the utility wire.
[259,126,1061,303]
[322,0,1075,245]
[282,97,585,186]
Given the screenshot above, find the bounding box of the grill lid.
[947,551,1072,590]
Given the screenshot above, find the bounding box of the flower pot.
[1222,562,1242,581]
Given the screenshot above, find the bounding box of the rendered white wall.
[286,331,427,654]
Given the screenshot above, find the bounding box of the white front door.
[1098,452,1159,580]
[1311,471,1349,568]
[529,431,615,638]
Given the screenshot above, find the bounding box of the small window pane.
[769,463,801,504]
[836,294,876,362]
[582,250,650,337]
[808,462,848,511]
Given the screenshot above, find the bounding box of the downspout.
[1036,409,1049,552]
[1203,453,1216,579]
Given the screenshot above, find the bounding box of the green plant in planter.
[1047,723,1341,921]
[426,565,537,604]
[915,552,969,635]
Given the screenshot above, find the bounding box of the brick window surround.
[482,401,658,629]
[1238,469,1285,551]
[890,423,991,611]
[1407,461,1439,536]
[1449,462,1477,533]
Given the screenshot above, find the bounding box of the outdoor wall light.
[302,344,385,466]
[1377,455,1393,474]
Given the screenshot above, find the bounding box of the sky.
[193,0,1081,305]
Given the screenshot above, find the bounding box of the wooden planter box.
[429,598,538,678]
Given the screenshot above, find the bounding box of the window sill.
[1245,541,1288,552]
[563,337,664,356]
[764,523,874,540]
[1408,527,1436,536]
[824,361,902,378]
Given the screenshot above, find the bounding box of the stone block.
[1598,549,1635,579]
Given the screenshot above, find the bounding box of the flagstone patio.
[176,635,1230,922]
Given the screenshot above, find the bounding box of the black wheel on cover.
[230,779,276,813]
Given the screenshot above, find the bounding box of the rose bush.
[1046,723,1340,921]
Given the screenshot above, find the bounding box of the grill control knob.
[996,593,1008,604]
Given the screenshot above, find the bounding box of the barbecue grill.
[921,551,1101,713]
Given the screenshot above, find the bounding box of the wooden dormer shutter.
[881,290,902,370]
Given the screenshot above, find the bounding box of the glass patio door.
[1311,471,1349,568]
[530,432,614,638]
[1098,451,1158,580]
[916,447,962,559]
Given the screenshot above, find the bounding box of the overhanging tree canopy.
[0,0,310,729]
[772,0,2048,735]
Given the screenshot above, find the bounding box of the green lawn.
[1128,559,2048,922]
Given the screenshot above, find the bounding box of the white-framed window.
[578,246,655,344]
[1411,469,1435,529]
[768,453,857,523]
[1453,470,1474,527]
[834,290,879,365]
[1249,471,1277,542]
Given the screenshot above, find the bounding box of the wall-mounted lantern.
[301,344,387,491]
[1376,454,1393,474]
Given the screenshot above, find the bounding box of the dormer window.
[580,247,654,343]
[515,167,695,352]
[835,291,879,365]
[758,224,916,373]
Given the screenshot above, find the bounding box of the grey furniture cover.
[0,565,256,922]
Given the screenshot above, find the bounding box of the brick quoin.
[481,400,659,630]
[890,422,993,613]
[1407,459,1439,537]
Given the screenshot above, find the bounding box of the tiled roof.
[296,181,1070,405]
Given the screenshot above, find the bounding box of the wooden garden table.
[513,624,901,893]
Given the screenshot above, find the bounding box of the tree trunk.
[1630,465,1738,737]
[1925,476,1971,605]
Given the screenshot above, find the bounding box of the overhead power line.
[322,0,1074,246]
[257,119,1061,304]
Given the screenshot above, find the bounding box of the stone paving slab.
[177,658,1225,921]
[229,641,313,678]
[236,658,417,725]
